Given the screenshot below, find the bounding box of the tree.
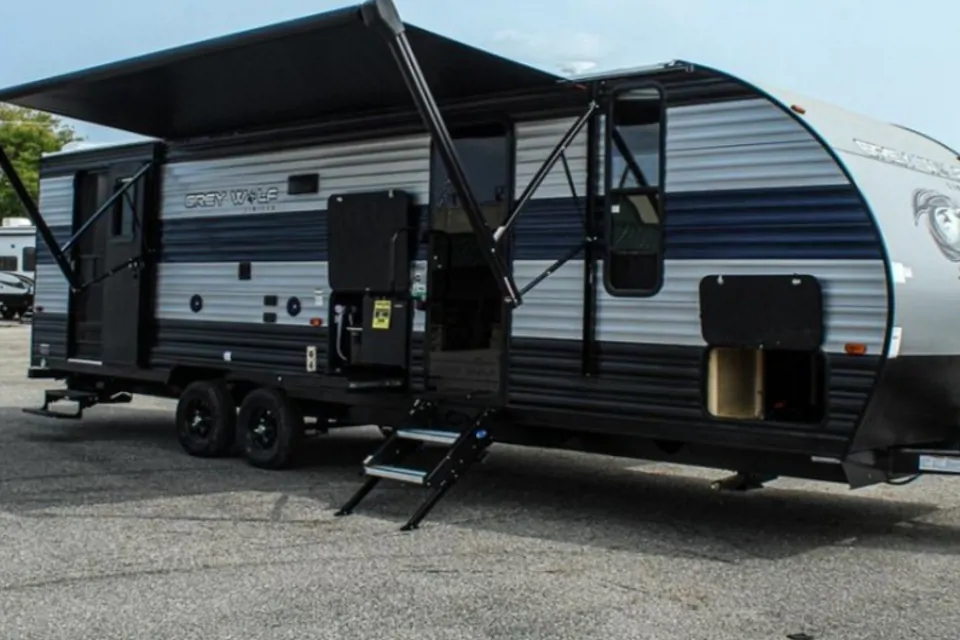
[0,104,83,219]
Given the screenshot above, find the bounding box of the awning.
[0,2,563,140]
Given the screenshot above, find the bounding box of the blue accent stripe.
[664,185,881,260]
[513,198,587,260]
[162,211,328,263]
[162,206,432,264]
[37,184,881,265]
[514,184,880,260]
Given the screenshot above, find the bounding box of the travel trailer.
[1,0,959,530]
[0,217,36,276]
[0,217,35,318]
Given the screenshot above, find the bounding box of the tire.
[238,387,304,470]
[175,380,237,457]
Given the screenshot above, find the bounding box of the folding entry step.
[22,388,132,420]
[335,399,496,530]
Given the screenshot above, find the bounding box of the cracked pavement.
[1,322,960,639]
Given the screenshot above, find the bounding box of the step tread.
[367,464,427,477]
[365,464,429,485]
[395,428,461,444]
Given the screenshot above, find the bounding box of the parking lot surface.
[1,322,959,639]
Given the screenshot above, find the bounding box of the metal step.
[365,464,428,484]
[21,389,132,421]
[336,402,496,530]
[394,428,460,445]
[22,407,84,420]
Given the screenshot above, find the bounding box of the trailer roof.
[0,3,564,141]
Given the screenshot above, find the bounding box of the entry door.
[100,161,153,367]
[68,171,108,361]
[424,123,512,398]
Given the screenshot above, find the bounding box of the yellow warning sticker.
[372,299,391,330]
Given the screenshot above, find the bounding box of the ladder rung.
[395,428,460,445]
[365,464,428,484]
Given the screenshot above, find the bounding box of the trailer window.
[22,247,35,272]
[0,256,17,271]
[604,85,665,297]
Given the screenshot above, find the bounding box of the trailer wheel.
[175,380,237,457]
[238,387,303,470]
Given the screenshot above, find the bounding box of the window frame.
[602,81,668,298]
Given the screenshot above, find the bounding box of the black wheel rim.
[183,399,215,440]
[248,407,278,450]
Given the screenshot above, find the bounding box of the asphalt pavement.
[1,322,959,639]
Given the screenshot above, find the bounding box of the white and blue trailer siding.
[34,68,951,461]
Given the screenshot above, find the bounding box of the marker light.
[844,343,867,356]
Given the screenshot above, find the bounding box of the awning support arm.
[361,0,523,308]
[493,101,597,243]
[0,144,79,290]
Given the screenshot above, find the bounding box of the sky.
[0,0,955,149]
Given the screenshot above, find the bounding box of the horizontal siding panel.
[594,98,848,193]
[595,258,889,354]
[151,320,327,372]
[160,134,432,221]
[33,264,69,315]
[828,357,886,436]
[151,185,880,263]
[661,99,849,192]
[665,99,813,149]
[528,100,849,199]
[155,259,575,343]
[29,312,872,450]
[157,260,431,334]
[514,118,589,200]
[511,198,585,261]
[36,176,73,227]
[30,312,68,364]
[160,211,328,263]
[508,337,877,439]
[156,261,329,326]
[665,141,848,192]
[512,261,583,340]
[161,205,432,264]
[663,185,881,260]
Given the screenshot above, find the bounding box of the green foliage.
[0,104,82,219]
